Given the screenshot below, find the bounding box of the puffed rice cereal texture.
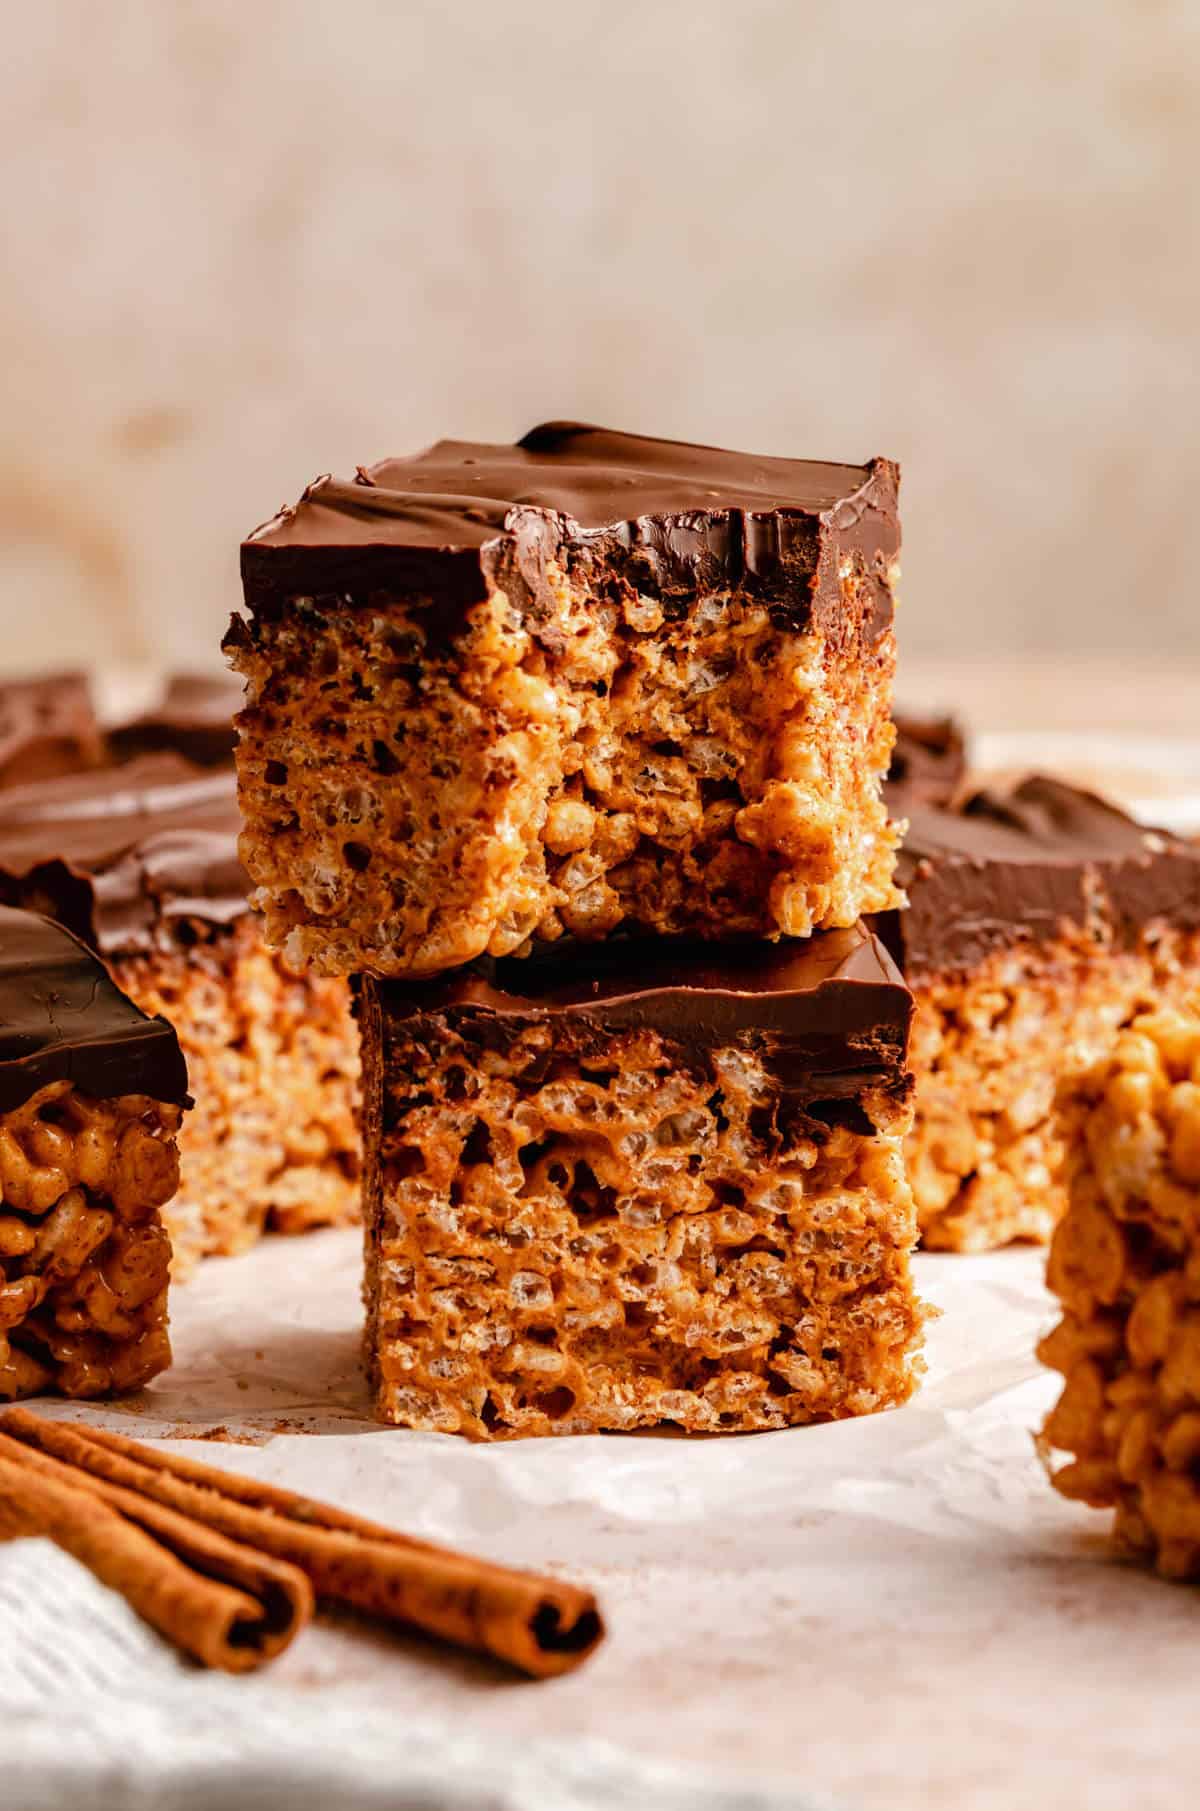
[909,924,1200,1252]
[1040,1002,1200,1578]
[226,559,901,978]
[113,917,360,1274]
[358,980,926,1439]
[0,1080,182,1399]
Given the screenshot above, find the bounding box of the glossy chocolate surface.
[0,905,189,1112]
[886,775,1200,982]
[239,422,900,634]
[249,423,894,550]
[378,922,913,1121]
[0,754,246,954]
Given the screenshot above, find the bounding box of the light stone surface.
[3,2,1199,670]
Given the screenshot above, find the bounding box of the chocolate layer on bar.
[0,905,189,1112]
[884,712,966,814]
[381,922,912,1130]
[885,776,1200,984]
[239,420,900,636]
[0,674,105,789]
[108,674,240,769]
[0,754,246,954]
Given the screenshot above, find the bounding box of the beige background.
[2,0,1198,675]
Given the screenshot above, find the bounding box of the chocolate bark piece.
[1040,1004,1200,1581]
[0,757,359,1268]
[881,776,1200,1252]
[228,421,903,978]
[108,673,240,769]
[0,673,105,789]
[883,712,966,814]
[360,922,925,1439]
[0,906,187,1399]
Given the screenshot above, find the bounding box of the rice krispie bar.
[1040,1003,1200,1579]
[359,922,926,1438]
[227,422,903,978]
[877,776,1200,1251]
[0,906,189,1399]
[0,755,359,1271]
[107,671,240,769]
[883,711,966,815]
[0,672,104,789]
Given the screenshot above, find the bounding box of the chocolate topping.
[239,422,899,637]
[382,923,913,1124]
[885,775,1200,983]
[108,673,240,769]
[0,905,189,1112]
[0,755,247,955]
[0,673,105,790]
[884,712,967,814]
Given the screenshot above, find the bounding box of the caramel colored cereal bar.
[877,777,1200,1251]
[0,756,359,1271]
[227,423,903,978]
[1040,1003,1200,1579]
[0,907,189,1399]
[359,923,925,1438]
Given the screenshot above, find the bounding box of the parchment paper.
[7,1231,1199,1811]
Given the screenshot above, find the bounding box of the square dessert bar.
[0,755,360,1272]
[1040,1004,1200,1579]
[107,671,241,769]
[883,711,966,815]
[228,422,903,978]
[0,906,189,1399]
[359,922,925,1438]
[0,672,105,789]
[879,777,1200,1251]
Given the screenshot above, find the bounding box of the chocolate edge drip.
[0,906,190,1113]
[374,927,913,1134]
[235,423,900,644]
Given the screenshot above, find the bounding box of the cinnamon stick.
[0,1448,310,1672]
[0,1410,604,1677]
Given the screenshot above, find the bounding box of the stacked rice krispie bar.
[358,928,922,1436]
[0,905,189,1399]
[228,420,928,1436]
[1040,1004,1200,1578]
[228,423,904,973]
[0,672,105,788]
[0,752,360,1273]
